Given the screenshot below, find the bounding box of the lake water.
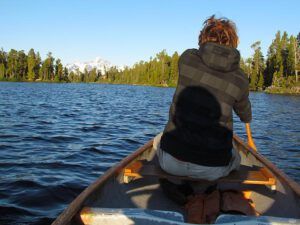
[0,82,299,224]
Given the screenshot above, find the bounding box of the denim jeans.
[153,133,241,181]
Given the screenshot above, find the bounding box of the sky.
[0,0,299,67]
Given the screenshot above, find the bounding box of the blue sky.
[0,0,299,66]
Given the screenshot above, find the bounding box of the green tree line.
[0,49,104,83]
[0,49,70,82]
[240,31,300,91]
[1,31,299,92]
[105,31,300,90]
[101,50,179,87]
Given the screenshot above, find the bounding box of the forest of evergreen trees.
[0,49,69,82]
[0,31,299,93]
[0,49,103,83]
[102,50,179,87]
[240,31,300,92]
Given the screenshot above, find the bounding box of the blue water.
[0,82,299,225]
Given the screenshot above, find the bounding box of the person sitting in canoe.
[154,15,252,181]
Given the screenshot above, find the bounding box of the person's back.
[153,15,252,181]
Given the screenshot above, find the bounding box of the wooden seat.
[123,161,276,188]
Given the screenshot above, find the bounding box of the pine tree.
[170,52,179,86]
[39,64,45,81]
[35,52,41,80]
[296,33,300,83]
[89,68,97,82]
[156,50,168,85]
[46,52,54,80]
[0,48,7,80]
[68,71,75,82]
[265,41,276,86]
[250,41,264,90]
[40,52,54,81]
[281,32,289,77]
[63,67,69,82]
[287,36,296,76]
[257,71,264,89]
[83,68,89,82]
[54,59,63,82]
[275,31,283,81]
[7,49,18,80]
[0,63,5,80]
[27,49,36,81]
[16,50,28,80]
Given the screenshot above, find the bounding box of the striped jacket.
[160,42,252,166]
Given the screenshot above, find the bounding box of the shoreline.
[1,80,299,95]
[264,86,300,95]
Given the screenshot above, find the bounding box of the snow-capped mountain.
[66,57,113,74]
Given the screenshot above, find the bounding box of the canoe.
[52,134,300,225]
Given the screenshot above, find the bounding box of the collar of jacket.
[199,42,240,72]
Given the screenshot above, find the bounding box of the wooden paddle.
[245,123,257,151]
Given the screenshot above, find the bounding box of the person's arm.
[233,88,252,123]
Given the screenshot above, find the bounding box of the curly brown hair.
[198,15,238,48]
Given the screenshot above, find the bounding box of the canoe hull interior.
[52,136,300,225]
